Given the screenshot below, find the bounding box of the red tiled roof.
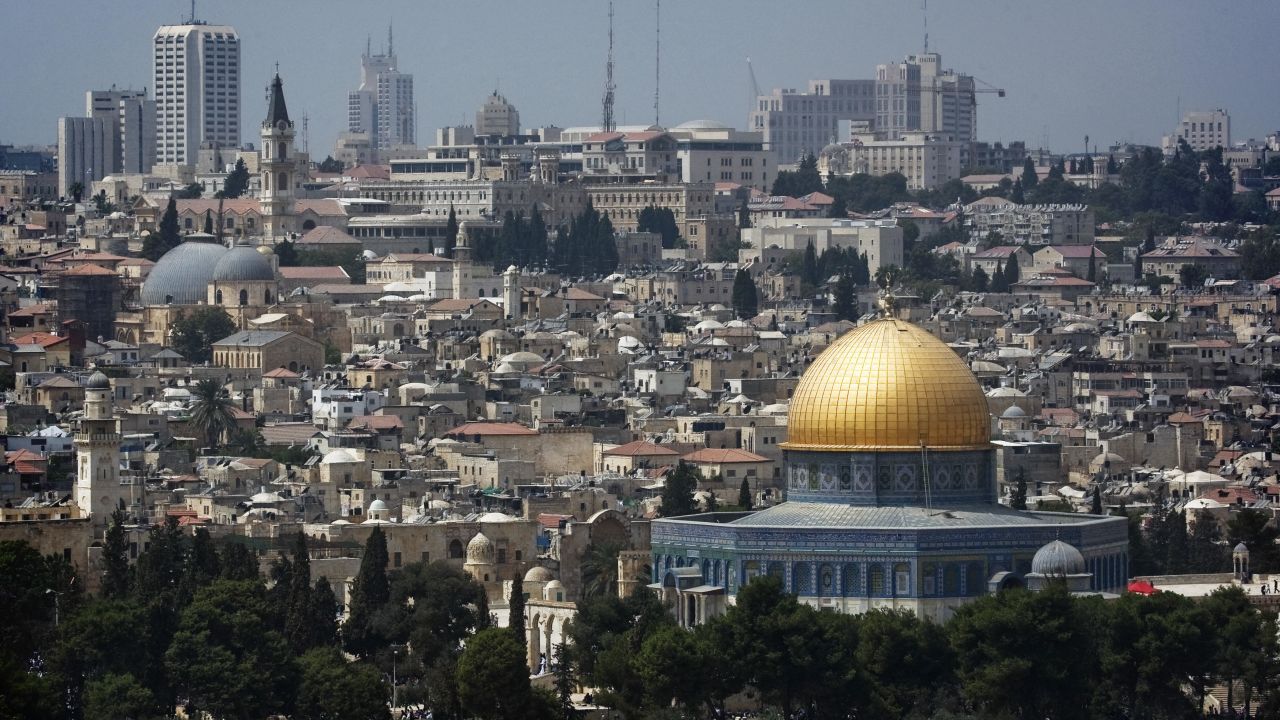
[682,448,769,463]
[262,367,301,379]
[444,422,538,437]
[11,331,67,348]
[59,263,117,277]
[349,415,404,431]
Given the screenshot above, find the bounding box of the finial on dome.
[877,289,897,317]
[876,267,901,318]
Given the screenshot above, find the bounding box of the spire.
[266,73,291,128]
[387,22,394,57]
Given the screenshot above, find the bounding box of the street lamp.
[46,588,61,627]
[390,643,405,712]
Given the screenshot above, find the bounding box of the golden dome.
[782,319,991,452]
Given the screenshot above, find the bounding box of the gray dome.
[85,371,111,389]
[1031,540,1087,576]
[212,244,275,282]
[140,240,229,305]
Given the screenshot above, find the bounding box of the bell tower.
[260,73,296,241]
[74,371,124,531]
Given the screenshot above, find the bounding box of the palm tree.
[188,378,235,450]
[579,542,623,599]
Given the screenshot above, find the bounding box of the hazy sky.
[4,0,1278,154]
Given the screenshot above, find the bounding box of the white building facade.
[748,79,876,168]
[152,23,241,166]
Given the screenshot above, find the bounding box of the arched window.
[277,142,286,160]
[448,539,464,559]
[792,563,811,595]
[264,290,272,304]
[215,289,223,304]
[277,173,288,191]
[238,289,248,306]
[893,563,911,596]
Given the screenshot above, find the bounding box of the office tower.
[87,88,156,174]
[748,79,876,167]
[875,53,976,142]
[347,27,415,159]
[57,117,112,199]
[152,22,240,166]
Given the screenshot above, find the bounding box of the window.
[394,552,402,568]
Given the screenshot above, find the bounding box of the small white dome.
[466,532,495,564]
[321,449,358,464]
[368,499,388,512]
[524,566,555,583]
[478,511,514,523]
[1031,540,1086,576]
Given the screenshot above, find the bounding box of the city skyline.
[3,0,1278,156]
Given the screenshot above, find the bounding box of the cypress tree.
[833,273,857,321]
[285,532,315,652]
[202,210,213,234]
[990,260,1009,293]
[732,268,759,319]
[1087,249,1097,282]
[1091,484,1104,515]
[1010,178,1025,204]
[311,576,339,647]
[509,571,526,651]
[101,509,132,598]
[738,199,752,229]
[802,241,819,287]
[1010,469,1028,511]
[738,478,753,510]
[444,203,458,258]
[1004,253,1021,288]
[660,461,700,518]
[528,204,548,266]
[1021,156,1039,190]
[343,526,390,658]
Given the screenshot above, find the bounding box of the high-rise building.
[57,116,112,199]
[87,88,156,174]
[476,91,520,137]
[875,53,975,142]
[1163,109,1231,154]
[152,22,240,166]
[347,28,415,159]
[749,79,875,167]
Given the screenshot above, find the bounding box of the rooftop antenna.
[388,22,394,57]
[653,0,661,127]
[602,0,616,133]
[922,0,928,54]
[366,34,371,58]
[302,113,310,153]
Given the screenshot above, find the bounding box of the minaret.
[260,73,296,241]
[75,371,124,532]
[503,265,520,320]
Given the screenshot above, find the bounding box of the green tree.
[1238,230,1280,281]
[295,647,390,720]
[550,642,575,720]
[219,542,259,581]
[737,199,751,229]
[273,238,299,265]
[1009,177,1025,204]
[1003,252,1021,289]
[509,570,526,652]
[950,584,1096,720]
[83,673,159,720]
[444,203,458,258]
[660,461,699,517]
[222,158,250,199]
[738,478,753,510]
[580,542,622,599]
[1227,508,1280,573]
[143,196,182,261]
[1090,484,1104,515]
[457,627,533,720]
[1010,468,1028,510]
[801,240,820,289]
[202,209,213,234]
[731,268,759,319]
[970,265,990,292]
[990,259,1010,293]
[102,508,132,598]
[833,272,857,321]
[637,206,680,249]
[50,597,163,718]
[1087,250,1097,282]
[856,609,955,718]
[343,526,390,658]
[187,377,236,449]
[69,181,85,203]
[285,532,320,653]
[165,579,297,720]
[1179,262,1209,288]
[1021,156,1039,191]
[169,306,236,363]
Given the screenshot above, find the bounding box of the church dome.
[140,239,229,305]
[466,532,495,564]
[212,244,276,282]
[1031,540,1087,576]
[783,318,991,451]
[524,566,555,583]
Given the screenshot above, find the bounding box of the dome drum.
[784,449,994,506]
